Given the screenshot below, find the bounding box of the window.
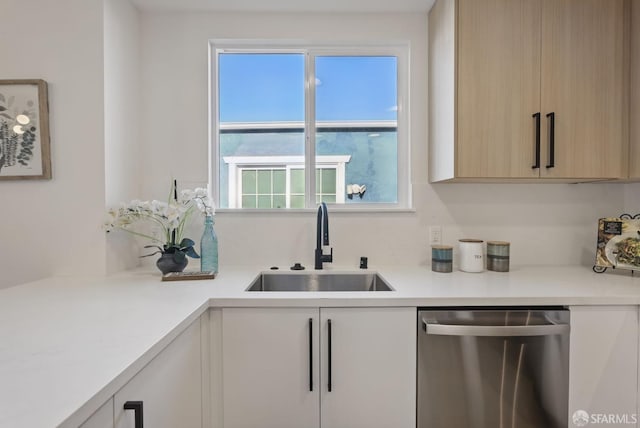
[211,43,410,210]
[223,155,351,208]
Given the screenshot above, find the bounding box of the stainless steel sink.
[246,272,394,292]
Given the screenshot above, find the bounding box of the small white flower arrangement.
[105,182,214,268]
[179,187,215,217]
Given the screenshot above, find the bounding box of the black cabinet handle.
[308,318,313,392]
[124,401,143,428]
[327,319,332,392]
[532,112,541,169]
[546,112,555,168]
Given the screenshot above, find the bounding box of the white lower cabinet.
[221,307,416,428]
[113,317,203,428]
[569,306,639,426]
[221,307,319,428]
[319,307,416,428]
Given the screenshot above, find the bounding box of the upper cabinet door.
[540,0,626,179]
[456,0,542,178]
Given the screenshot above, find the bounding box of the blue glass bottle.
[200,215,218,273]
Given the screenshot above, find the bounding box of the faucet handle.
[325,247,333,263]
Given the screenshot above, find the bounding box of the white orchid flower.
[105,186,216,250]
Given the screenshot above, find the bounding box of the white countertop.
[1,264,640,428]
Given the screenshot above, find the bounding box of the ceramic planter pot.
[156,252,188,275]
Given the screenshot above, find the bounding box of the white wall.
[0,0,107,288]
[0,5,629,287]
[104,0,142,273]
[138,11,627,270]
[624,183,640,215]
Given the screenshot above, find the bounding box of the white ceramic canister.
[458,239,484,272]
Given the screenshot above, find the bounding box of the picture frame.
[0,79,51,180]
[594,215,640,273]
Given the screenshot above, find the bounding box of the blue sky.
[218,53,397,123]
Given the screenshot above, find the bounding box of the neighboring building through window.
[211,44,409,210]
[223,151,351,208]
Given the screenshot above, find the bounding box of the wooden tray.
[161,271,216,281]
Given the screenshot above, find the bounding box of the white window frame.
[209,40,411,211]
[223,155,350,208]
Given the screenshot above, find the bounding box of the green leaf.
[179,238,195,248]
[185,247,200,259]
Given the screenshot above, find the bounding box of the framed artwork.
[594,216,640,273]
[0,79,51,180]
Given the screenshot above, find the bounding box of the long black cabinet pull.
[327,319,332,392]
[532,112,541,169]
[124,401,144,428]
[546,112,555,168]
[308,318,313,392]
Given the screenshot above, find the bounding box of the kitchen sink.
[246,271,394,292]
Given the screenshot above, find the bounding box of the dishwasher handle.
[422,317,569,337]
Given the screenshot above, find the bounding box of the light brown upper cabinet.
[631,0,640,178]
[429,0,628,182]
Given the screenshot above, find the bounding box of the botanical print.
[0,80,50,179]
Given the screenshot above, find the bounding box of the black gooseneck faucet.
[315,202,333,270]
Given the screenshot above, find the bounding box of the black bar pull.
[124,401,144,428]
[327,319,332,392]
[308,318,313,392]
[546,112,555,168]
[532,112,541,169]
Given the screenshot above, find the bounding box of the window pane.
[290,195,305,209]
[219,53,304,122]
[242,170,256,194]
[242,195,256,208]
[218,53,305,208]
[321,168,336,194]
[257,195,272,209]
[321,195,336,204]
[257,170,272,194]
[315,56,398,204]
[273,194,286,209]
[290,169,305,194]
[273,170,286,194]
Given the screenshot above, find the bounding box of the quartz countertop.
[1,264,639,427]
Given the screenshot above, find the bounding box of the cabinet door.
[569,306,638,422]
[456,0,542,178]
[320,307,416,428]
[79,398,114,428]
[540,0,625,179]
[114,318,202,428]
[221,308,320,428]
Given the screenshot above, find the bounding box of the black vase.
[156,252,188,274]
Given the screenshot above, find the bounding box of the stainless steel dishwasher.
[418,308,570,428]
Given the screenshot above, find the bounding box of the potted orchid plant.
[105,183,214,274]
